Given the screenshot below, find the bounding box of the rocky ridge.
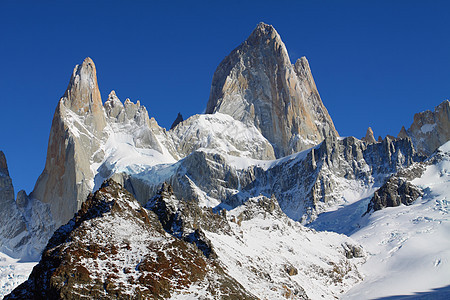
[398,100,450,155]
[6,179,254,299]
[0,151,54,260]
[118,134,424,223]
[366,140,449,214]
[144,181,365,299]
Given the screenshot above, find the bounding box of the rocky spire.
[170,112,184,130]
[205,22,338,157]
[0,151,9,177]
[397,126,408,139]
[362,127,376,144]
[62,57,106,133]
[31,58,108,226]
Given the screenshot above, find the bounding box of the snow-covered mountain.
[1,22,449,299]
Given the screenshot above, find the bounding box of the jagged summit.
[206,22,338,157]
[170,112,184,129]
[0,151,9,176]
[362,127,376,144]
[62,57,104,124]
[246,22,283,46]
[398,99,450,155]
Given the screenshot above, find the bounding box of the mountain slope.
[6,180,254,299]
[309,141,450,299]
[0,151,54,260]
[145,182,366,299]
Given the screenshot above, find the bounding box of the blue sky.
[1,0,449,193]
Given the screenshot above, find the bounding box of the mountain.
[6,179,254,299]
[30,57,108,227]
[6,179,365,299]
[1,22,449,299]
[341,141,450,299]
[205,22,338,157]
[0,151,54,260]
[398,100,450,155]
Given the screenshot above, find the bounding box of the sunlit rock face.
[31,58,108,227]
[401,100,450,155]
[206,22,338,157]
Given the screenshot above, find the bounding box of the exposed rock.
[378,136,383,142]
[366,176,423,213]
[0,151,27,253]
[145,182,230,259]
[0,151,54,260]
[118,135,424,224]
[205,22,338,157]
[31,58,108,227]
[170,112,183,130]
[341,242,365,259]
[402,100,450,155]
[104,92,163,153]
[103,90,125,122]
[6,179,255,299]
[397,125,408,139]
[361,127,376,144]
[285,265,299,276]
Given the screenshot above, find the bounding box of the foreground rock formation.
[7,179,365,299]
[206,22,338,157]
[6,180,254,299]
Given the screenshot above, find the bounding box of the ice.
[0,252,37,298]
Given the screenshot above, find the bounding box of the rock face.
[0,151,26,253]
[170,112,183,129]
[0,151,54,260]
[6,179,254,300]
[365,140,449,214]
[31,58,108,227]
[401,100,450,155]
[362,127,376,144]
[117,135,424,223]
[205,22,338,157]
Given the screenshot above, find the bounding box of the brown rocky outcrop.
[206,22,338,157]
[6,180,254,299]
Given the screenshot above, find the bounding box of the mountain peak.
[206,23,338,157]
[62,57,104,120]
[247,22,279,43]
[362,127,376,144]
[0,151,8,177]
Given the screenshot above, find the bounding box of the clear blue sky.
[1,0,449,194]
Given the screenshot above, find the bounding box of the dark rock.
[366,176,423,213]
[170,112,184,130]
